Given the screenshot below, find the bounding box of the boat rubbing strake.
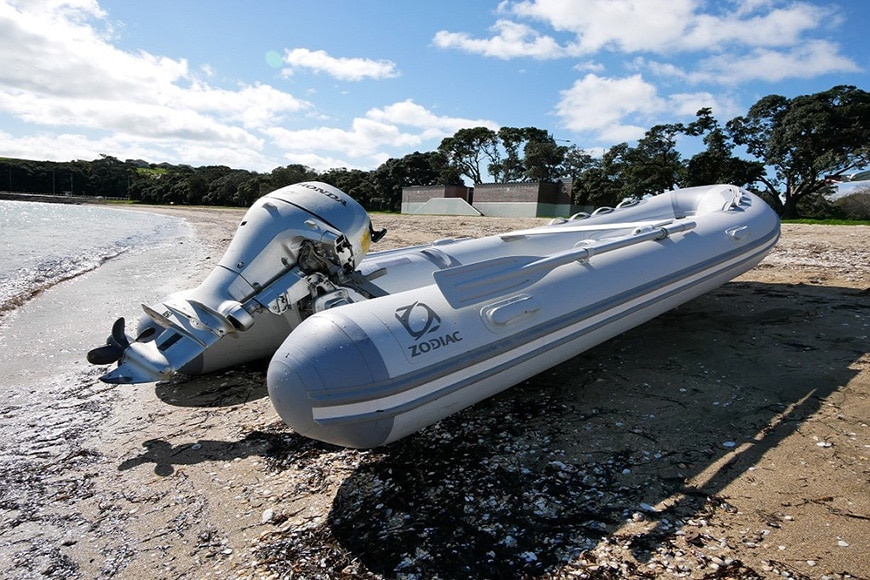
[88,182,780,448]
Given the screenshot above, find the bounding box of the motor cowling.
[136,181,375,333]
[223,181,373,289]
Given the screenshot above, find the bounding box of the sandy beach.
[1,204,868,579]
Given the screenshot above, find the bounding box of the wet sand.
[0,205,868,579]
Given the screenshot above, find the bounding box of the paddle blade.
[433,255,543,309]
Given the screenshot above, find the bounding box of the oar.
[434,221,696,308]
[499,218,676,240]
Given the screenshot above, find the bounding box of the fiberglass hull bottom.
[267,225,778,448]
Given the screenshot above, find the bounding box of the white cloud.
[0,0,491,175]
[0,1,312,170]
[642,38,860,86]
[264,101,499,171]
[511,0,696,53]
[0,126,271,172]
[433,19,577,60]
[0,128,111,162]
[0,87,271,146]
[507,0,837,53]
[1,0,862,175]
[437,1,858,83]
[556,74,663,138]
[0,1,188,99]
[281,151,373,173]
[265,121,411,160]
[696,40,862,83]
[366,100,498,136]
[280,48,399,81]
[170,142,270,171]
[555,73,739,143]
[636,58,692,81]
[667,91,741,120]
[680,4,822,50]
[573,60,606,73]
[177,82,311,130]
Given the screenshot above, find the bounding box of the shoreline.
[0,199,195,324]
[0,192,90,204]
[0,206,867,579]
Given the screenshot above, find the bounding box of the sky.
[0,0,867,176]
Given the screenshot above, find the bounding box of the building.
[401,180,578,218]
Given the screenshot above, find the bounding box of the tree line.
[2,85,867,218]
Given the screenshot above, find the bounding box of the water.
[0,202,203,576]
[0,200,187,318]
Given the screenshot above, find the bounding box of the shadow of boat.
[152,359,270,408]
[250,279,867,578]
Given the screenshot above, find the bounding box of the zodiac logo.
[395,301,463,358]
[394,301,441,340]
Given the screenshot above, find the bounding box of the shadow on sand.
[116,429,338,476]
[118,359,283,475]
[152,360,270,408]
[296,280,862,578]
[117,280,867,578]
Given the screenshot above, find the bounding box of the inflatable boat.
[88,182,779,448]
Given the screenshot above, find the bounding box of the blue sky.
[0,0,867,175]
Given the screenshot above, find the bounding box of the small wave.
[0,247,131,322]
[0,201,190,324]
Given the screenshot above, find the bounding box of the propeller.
[86,317,131,365]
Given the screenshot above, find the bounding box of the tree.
[438,127,499,184]
[321,168,377,208]
[186,173,209,205]
[574,143,629,208]
[561,145,594,202]
[491,127,526,182]
[523,139,568,182]
[269,164,319,191]
[429,150,463,186]
[835,190,870,220]
[682,108,764,188]
[489,127,552,182]
[127,164,172,203]
[163,170,192,205]
[726,85,870,218]
[620,124,684,196]
[561,146,594,182]
[88,154,131,197]
[398,151,447,187]
[205,170,251,206]
[235,175,265,206]
[369,151,448,211]
[439,126,566,184]
[569,126,679,207]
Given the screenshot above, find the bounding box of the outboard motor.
[88,181,384,384]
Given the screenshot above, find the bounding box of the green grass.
[136,167,168,176]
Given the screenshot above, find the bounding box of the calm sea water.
[0,200,187,317]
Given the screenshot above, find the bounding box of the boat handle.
[727,226,750,241]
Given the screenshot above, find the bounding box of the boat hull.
[267,185,780,448]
